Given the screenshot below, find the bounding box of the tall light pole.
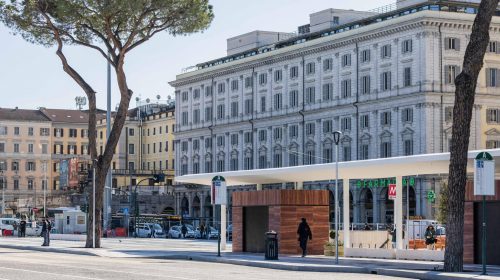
[0,168,4,216]
[43,161,47,218]
[92,159,97,248]
[333,131,342,265]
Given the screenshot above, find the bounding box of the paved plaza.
[0,237,498,280]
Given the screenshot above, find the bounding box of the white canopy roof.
[175,149,500,186]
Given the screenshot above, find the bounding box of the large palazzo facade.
[170,1,500,224]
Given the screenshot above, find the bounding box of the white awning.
[175,149,500,186]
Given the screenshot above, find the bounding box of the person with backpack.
[297,218,312,257]
[425,225,436,250]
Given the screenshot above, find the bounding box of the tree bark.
[444,0,499,272]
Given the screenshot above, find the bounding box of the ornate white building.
[170,0,500,224]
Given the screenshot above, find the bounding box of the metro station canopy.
[175,149,500,186]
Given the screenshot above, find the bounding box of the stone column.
[372,188,379,224]
[200,192,205,218]
[188,192,193,218]
[295,181,303,190]
[256,184,262,191]
[395,175,403,250]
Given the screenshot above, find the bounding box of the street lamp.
[0,167,4,216]
[333,131,342,265]
[92,159,97,249]
[43,161,47,218]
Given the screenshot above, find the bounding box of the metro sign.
[388,184,396,200]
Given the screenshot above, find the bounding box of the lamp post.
[0,168,4,216]
[133,177,154,238]
[333,131,342,265]
[92,159,97,249]
[43,161,47,218]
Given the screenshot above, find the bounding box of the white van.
[0,218,20,235]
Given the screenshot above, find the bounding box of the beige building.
[0,108,52,215]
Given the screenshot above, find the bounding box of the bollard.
[217,233,221,257]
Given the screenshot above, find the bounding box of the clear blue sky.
[0,0,393,110]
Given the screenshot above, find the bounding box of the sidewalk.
[0,236,498,280]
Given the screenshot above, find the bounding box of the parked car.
[0,218,19,236]
[134,223,153,238]
[148,223,167,238]
[25,222,42,236]
[194,226,219,239]
[184,224,196,238]
[168,225,182,238]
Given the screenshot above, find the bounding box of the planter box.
[344,248,396,259]
[396,249,444,261]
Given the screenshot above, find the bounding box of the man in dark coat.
[297,218,312,257]
[19,219,26,237]
[41,219,48,246]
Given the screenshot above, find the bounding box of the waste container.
[265,231,278,260]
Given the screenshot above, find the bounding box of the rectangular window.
[28,143,33,153]
[323,58,333,72]
[381,44,391,58]
[381,142,392,158]
[193,139,199,150]
[28,180,34,190]
[244,156,253,170]
[205,138,212,149]
[361,75,370,94]
[230,158,238,171]
[403,67,412,87]
[245,76,253,88]
[381,111,391,126]
[259,130,267,142]
[402,108,414,123]
[0,127,7,135]
[205,86,213,96]
[273,127,282,140]
[231,101,239,117]
[129,144,135,154]
[244,132,253,143]
[259,73,267,85]
[14,127,19,136]
[193,109,200,124]
[323,148,332,163]
[289,153,298,167]
[445,106,453,122]
[13,179,19,190]
[217,136,225,146]
[40,128,49,136]
[341,79,351,98]
[289,125,298,138]
[323,120,332,133]
[360,114,369,129]
[289,90,299,107]
[217,104,225,119]
[273,153,282,168]
[305,150,315,165]
[273,93,282,110]
[27,161,36,171]
[259,155,267,169]
[181,111,188,125]
[305,87,315,104]
[129,128,135,136]
[181,141,188,151]
[205,107,213,121]
[306,62,316,75]
[69,129,77,137]
[260,96,266,112]
[0,143,4,153]
[14,143,19,153]
[244,99,253,115]
[217,82,225,93]
[274,70,282,82]
[360,144,369,160]
[193,88,200,99]
[381,71,392,91]
[404,139,414,156]
[486,68,500,87]
[445,37,460,51]
[402,39,413,53]
[290,66,299,79]
[341,117,351,131]
[486,140,500,149]
[343,146,351,161]
[341,54,351,67]
[231,80,238,91]
[231,134,238,145]
[217,160,224,172]
[361,49,370,63]
[182,91,188,101]
[306,123,315,136]
[445,65,460,84]
[12,161,19,171]
[489,41,500,53]
[322,83,333,101]
[28,127,33,136]
[486,108,500,123]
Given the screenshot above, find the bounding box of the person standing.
[425,225,436,250]
[199,223,205,239]
[297,218,312,257]
[181,223,188,239]
[19,219,26,237]
[41,219,48,246]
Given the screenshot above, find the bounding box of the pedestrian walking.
[206,225,211,239]
[425,225,436,250]
[19,219,26,237]
[390,225,396,249]
[297,218,312,257]
[181,224,188,239]
[199,223,205,239]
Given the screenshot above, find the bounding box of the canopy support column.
[256,184,262,191]
[395,175,403,250]
[296,182,303,190]
[343,178,350,248]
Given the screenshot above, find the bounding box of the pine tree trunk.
[444,0,499,272]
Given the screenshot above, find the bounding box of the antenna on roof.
[75,96,87,110]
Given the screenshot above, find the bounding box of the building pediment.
[380,130,392,138]
[341,135,352,143]
[360,133,372,141]
[485,128,500,136]
[401,127,414,135]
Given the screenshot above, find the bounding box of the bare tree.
[445,0,499,272]
[0,0,213,248]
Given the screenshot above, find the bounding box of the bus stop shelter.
[175,149,500,255]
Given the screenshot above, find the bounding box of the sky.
[0,0,394,110]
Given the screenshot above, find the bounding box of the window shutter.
[496,68,500,87]
[388,72,392,89]
[444,66,450,84]
[388,45,392,57]
[341,81,345,97]
[444,38,450,50]
[496,42,500,54]
[409,40,413,52]
[380,73,384,90]
[456,39,461,51]
[486,68,492,87]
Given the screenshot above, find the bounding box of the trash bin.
[265,231,278,260]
